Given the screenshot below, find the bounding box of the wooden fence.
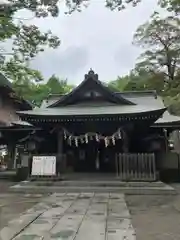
[115,153,156,181]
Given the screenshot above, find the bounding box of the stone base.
[159,169,180,183]
[10,180,176,195]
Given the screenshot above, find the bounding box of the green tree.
[12,77,46,105]
[0,1,60,84]
[108,65,165,93]
[2,0,180,16]
[12,74,74,106]
[47,75,74,94]
[108,75,130,91]
[107,0,180,13]
[0,0,137,16]
[0,21,60,81]
[133,14,180,84]
[0,1,59,18]
[125,67,165,93]
[159,0,180,14]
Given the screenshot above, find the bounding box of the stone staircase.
[10,178,176,195]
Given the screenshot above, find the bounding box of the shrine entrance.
[63,128,123,173]
[65,142,117,173]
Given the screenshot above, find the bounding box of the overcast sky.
[18,0,158,84]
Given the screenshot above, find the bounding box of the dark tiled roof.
[18,104,166,116]
[0,72,33,110]
[0,73,13,89]
[119,91,180,125]
[38,90,180,125]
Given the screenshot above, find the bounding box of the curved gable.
[48,69,135,107]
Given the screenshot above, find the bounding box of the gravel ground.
[0,180,15,192]
[126,194,180,240]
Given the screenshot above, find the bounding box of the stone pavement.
[0,193,135,240]
[0,193,48,230]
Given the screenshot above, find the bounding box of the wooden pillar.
[57,129,63,155]
[122,124,134,153]
[163,128,168,152]
[57,129,64,174]
[172,130,180,153]
[122,130,129,153]
[13,147,18,169]
[7,142,16,170]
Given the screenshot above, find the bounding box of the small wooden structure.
[116,153,156,181]
[0,73,35,169]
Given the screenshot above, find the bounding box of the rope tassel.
[112,136,116,145]
[75,137,78,147]
[104,137,109,147]
[95,134,99,142]
[62,128,122,146]
[68,136,72,146]
[85,134,88,143]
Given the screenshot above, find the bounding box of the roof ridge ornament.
[85,68,98,80]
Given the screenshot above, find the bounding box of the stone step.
[10,183,176,195]
[25,180,165,188]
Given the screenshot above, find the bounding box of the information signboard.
[31,156,56,176]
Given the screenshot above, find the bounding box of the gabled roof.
[17,73,168,121]
[48,69,135,107]
[0,72,33,110]
[18,105,166,117]
[155,111,180,125]
[35,88,179,125]
[0,72,13,89]
[118,91,180,126]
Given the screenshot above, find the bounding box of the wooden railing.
[115,153,156,181]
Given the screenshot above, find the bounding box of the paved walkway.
[0,193,135,240]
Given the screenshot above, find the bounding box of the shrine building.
[17,70,180,181]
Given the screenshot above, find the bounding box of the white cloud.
[10,0,159,83]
